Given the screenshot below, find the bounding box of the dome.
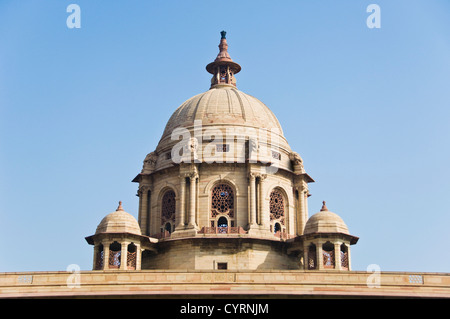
[95,202,141,235]
[304,201,350,235]
[154,31,290,157]
[159,85,284,143]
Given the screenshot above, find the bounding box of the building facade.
[1,32,449,300]
[85,31,358,273]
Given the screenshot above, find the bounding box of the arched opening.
[161,190,176,230]
[95,244,104,270]
[109,241,121,269]
[211,183,235,231]
[217,216,228,233]
[211,183,234,218]
[322,242,335,269]
[270,189,286,237]
[164,222,172,233]
[274,222,281,234]
[127,243,137,270]
[308,244,317,270]
[340,244,349,269]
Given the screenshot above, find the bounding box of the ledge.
[1,270,449,299]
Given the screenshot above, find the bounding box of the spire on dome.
[206,31,241,88]
[321,201,328,211]
[116,201,124,211]
[214,31,232,62]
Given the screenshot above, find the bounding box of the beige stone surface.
[161,86,283,140]
[1,270,449,298]
[95,202,141,235]
[304,209,349,235]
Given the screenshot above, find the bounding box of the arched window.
[217,216,228,234]
[164,222,172,233]
[322,242,335,269]
[127,243,137,270]
[161,190,176,227]
[211,183,234,218]
[218,216,228,228]
[109,242,121,269]
[308,244,317,270]
[270,189,285,235]
[95,244,104,270]
[340,244,349,269]
[274,222,281,234]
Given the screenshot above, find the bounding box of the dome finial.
[206,31,241,88]
[321,201,328,211]
[116,201,123,211]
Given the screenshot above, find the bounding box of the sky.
[0,0,449,273]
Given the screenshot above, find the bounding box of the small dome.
[95,201,141,235]
[304,201,349,235]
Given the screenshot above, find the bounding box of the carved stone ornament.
[141,152,158,174]
[289,151,305,174]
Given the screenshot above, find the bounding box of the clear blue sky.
[0,0,449,273]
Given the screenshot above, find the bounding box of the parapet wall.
[1,269,449,298]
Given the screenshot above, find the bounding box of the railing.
[274,231,287,240]
[308,251,317,270]
[340,251,349,269]
[95,250,104,270]
[150,227,296,241]
[127,251,136,270]
[197,226,247,235]
[273,231,296,240]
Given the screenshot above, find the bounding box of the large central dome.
[160,85,283,142]
[155,31,290,162]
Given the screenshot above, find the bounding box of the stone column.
[347,245,352,271]
[317,240,324,270]
[303,241,309,270]
[334,242,342,271]
[187,173,198,228]
[296,187,304,236]
[259,174,269,230]
[176,175,186,230]
[249,173,257,227]
[92,244,99,270]
[120,242,129,270]
[137,188,143,228]
[146,190,152,236]
[103,241,110,270]
[135,244,142,271]
[139,187,149,236]
[304,190,309,224]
